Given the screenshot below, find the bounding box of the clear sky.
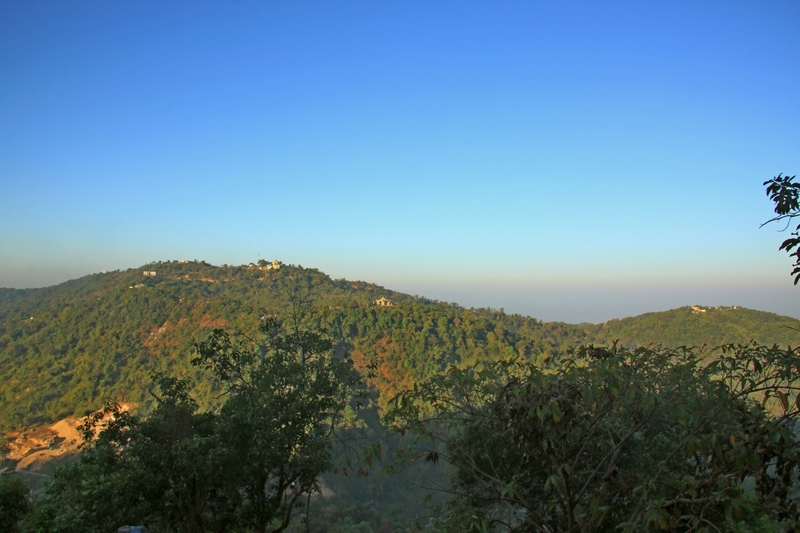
[1,1,799,323]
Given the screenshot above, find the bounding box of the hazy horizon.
[2,258,797,325]
[2,2,799,323]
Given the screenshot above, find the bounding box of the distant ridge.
[1,260,798,431]
[589,305,800,348]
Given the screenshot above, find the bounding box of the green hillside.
[1,260,798,431]
[0,261,586,429]
[590,305,800,347]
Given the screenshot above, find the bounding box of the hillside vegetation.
[1,261,798,431]
[591,305,800,347]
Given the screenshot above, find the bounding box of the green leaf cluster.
[763,174,800,283]
[23,314,353,533]
[386,343,800,532]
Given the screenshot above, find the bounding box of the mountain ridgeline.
[1,260,798,430]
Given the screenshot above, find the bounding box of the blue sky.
[1,1,799,323]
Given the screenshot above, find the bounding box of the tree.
[192,315,354,533]
[386,344,800,532]
[23,385,239,533]
[0,473,30,533]
[763,173,800,284]
[25,314,355,533]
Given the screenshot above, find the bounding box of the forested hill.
[1,260,798,431]
[588,305,800,348]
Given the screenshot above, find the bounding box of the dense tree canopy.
[4,261,800,532]
[0,473,30,533]
[23,314,355,533]
[386,343,800,532]
[1,261,798,431]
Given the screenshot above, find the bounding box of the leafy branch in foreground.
[385,343,800,532]
[763,173,800,284]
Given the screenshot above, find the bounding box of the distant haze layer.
[1,259,796,324]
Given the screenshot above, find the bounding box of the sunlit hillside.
[2,261,798,432]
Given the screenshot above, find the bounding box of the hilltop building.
[375,297,394,307]
[258,259,282,270]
